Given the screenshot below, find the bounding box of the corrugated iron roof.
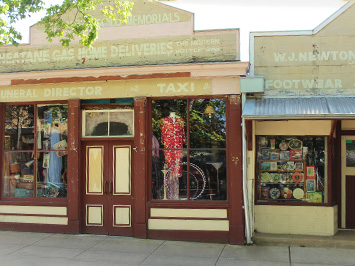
[242,97,355,120]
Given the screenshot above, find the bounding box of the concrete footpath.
[0,231,355,266]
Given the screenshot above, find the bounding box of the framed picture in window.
[295,162,303,171]
[270,162,278,171]
[280,151,290,160]
[261,162,271,171]
[307,179,315,192]
[307,166,316,179]
[290,149,302,160]
[271,152,279,160]
[261,148,270,160]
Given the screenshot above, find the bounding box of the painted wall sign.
[0,32,237,73]
[93,0,192,27]
[0,78,212,102]
[253,4,355,96]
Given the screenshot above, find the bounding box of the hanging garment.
[161,115,186,199]
[161,115,186,171]
[48,128,62,184]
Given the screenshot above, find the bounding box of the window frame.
[1,101,68,202]
[148,96,230,204]
[81,109,135,138]
[254,134,331,206]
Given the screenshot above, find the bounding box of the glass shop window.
[2,104,68,199]
[151,98,227,201]
[82,109,134,137]
[256,136,328,204]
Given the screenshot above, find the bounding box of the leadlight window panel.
[82,109,134,137]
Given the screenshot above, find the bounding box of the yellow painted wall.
[255,120,332,136]
[341,120,355,130]
[255,205,338,236]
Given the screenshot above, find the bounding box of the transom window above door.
[82,109,134,138]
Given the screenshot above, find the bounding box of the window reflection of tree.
[5,105,34,150]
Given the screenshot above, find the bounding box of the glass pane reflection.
[5,105,34,151]
[190,99,226,149]
[346,140,355,167]
[190,150,227,201]
[85,112,108,136]
[152,100,187,149]
[3,152,34,198]
[152,150,187,200]
[37,105,68,151]
[37,152,67,198]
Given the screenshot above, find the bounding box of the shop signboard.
[252,3,355,96]
[0,0,239,73]
[0,78,214,102]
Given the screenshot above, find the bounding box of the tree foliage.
[0,0,135,47]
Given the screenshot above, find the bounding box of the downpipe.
[242,94,253,244]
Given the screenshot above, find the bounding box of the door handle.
[104,181,108,194]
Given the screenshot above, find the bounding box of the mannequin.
[161,111,186,199]
[48,124,62,185]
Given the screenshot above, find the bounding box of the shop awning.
[242,97,355,120]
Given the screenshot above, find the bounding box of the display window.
[151,98,227,201]
[256,136,327,204]
[2,104,68,199]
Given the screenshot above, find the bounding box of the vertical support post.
[134,97,147,238]
[228,95,245,245]
[67,99,80,233]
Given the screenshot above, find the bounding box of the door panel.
[341,136,355,228]
[87,146,104,195]
[82,141,133,236]
[346,176,355,229]
[113,145,131,195]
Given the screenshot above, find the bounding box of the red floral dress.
[161,116,186,177]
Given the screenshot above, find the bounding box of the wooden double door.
[82,141,133,236]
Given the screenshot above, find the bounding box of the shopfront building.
[242,2,355,238]
[0,0,248,244]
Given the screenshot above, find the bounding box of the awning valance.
[242,97,355,120]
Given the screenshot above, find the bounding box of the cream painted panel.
[87,146,103,195]
[342,120,355,130]
[114,146,131,195]
[254,205,338,236]
[0,206,67,216]
[0,215,68,225]
[211,77,240,95]
[150,208,227,219]
[148,219,229,231]
[114,205,131,227]
[87,205,103,226]
[255,120,332,136]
